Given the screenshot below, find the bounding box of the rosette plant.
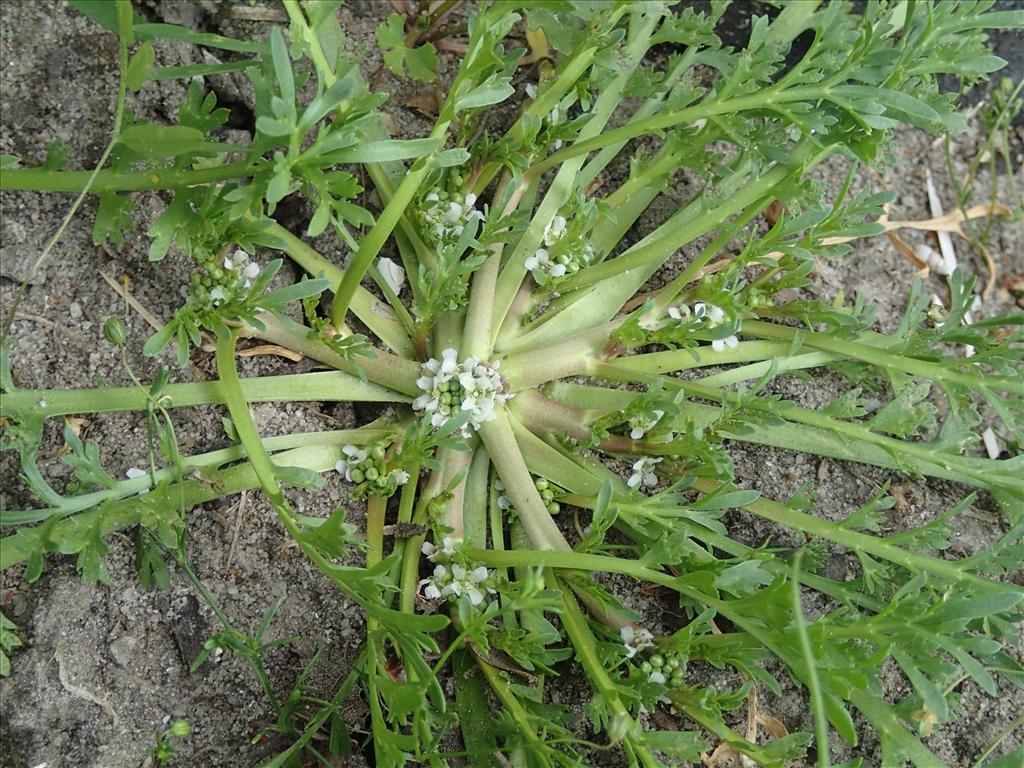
[1,1,1022,767]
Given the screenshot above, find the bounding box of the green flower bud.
[365,466,379,481]
[546,501,560,515]
[169,719,191,738]
[372,445,386,461]
[649,654,664,668]
[103,317,127,346]
[349,468,365,484]
[541,488,554,502]
[534,478,549,491]
[640,661,652,674]
[666,656,680,670]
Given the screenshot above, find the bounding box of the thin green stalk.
[3,369,407,419]
[264,222,415,356]
[0,161,258,193]
[742,319,1024,395]
[489,7,664,342]
[555,580,659,767]
[330,120,451,328]
[4,427,389,526]
[792,551,831,768]
[249,312,421,396]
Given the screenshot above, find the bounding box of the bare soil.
[1,2,1022,767]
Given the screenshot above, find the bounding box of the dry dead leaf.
[404,91,441,118]
[236,344,304,362]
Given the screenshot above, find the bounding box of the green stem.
[792,551,831,768]
[555,580,659,767]
[3,369,407,419]
[330,121,450,328]
[263,222,415,357]
[742,319,1024,394]
[0,161,258,193]
[4,427,388,526]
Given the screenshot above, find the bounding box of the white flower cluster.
[420,563,496,606]
[666,301,739,352]
[419,537,496,607]
[620,625,655,659]
[628,409,665,440]
[209,250,262,306]
[412,349,512,435]
[524,215,595,281]
[421,190,483,244]
[627,456,662,490]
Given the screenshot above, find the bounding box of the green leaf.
[455,75,516,112]
[434,148,472,168]
[118,124,205,158]
[42,140,68,171]
[143,321,178,358]
[0,154,19,169]
[637,731,709,761]
[329,138,443,163]
[714,560,774,596]
[376,14,438,82]
[126,39,155,90]
[93,191,134,247]
[133,23,270,54]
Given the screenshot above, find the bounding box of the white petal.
[630,427,645,440]
[421,541,436,556]
[550,264,567,278]
[711,339,725,352]
[377,257,406,295]
[468,588,484,606]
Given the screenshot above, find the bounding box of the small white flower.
[377,257,406,295]
[419,564,448,600]
[210,286,226,306]
[543,215,567,247]
[441,564,495,606]
[711,335,739,353]
[335,444,367,482]
[667,303,691,321]
[525,248,567,279]
[390,468,411,486]
[421,536,459,562]
[628,410,664,441]
[621,625,654,658]
[627,457,662,490]
[413,350,510,435]
[525,82,537,99]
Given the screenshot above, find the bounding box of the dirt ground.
[1,2,1022,767]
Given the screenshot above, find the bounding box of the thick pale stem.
[477,408,570,551]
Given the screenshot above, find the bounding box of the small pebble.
[69,301,82,319]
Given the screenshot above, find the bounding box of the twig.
[55,641,120,727]
[225,490,248,569]
[100,273,164,332]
